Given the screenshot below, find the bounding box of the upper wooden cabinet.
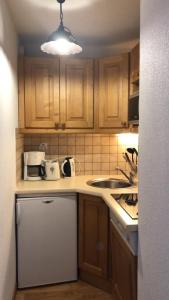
[97,54,129,128]
[21,57,94,129]
[24,58,60,128]
[130,43,139,96]
[60,58,94,128]
[19,54,130,132]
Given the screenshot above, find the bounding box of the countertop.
[16,175,138,232]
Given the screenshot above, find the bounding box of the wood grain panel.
[18,54,25,128]
[111,222,137,300]
[60,58,94,128]
[98,54,129,128]
[79,194,109,279]
[15,281,113,300]
[130,43,139,96]
[24,57,59,128]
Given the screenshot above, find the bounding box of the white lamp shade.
[41,38,82,55]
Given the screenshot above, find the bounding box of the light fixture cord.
[60,3,63,25]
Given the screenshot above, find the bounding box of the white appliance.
[16,193,77,288]
[44,160,60,181]
[110,209,138,256]
[61,157,76,177]
[24,152,45,181]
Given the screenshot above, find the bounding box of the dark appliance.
[128,93,139,125]
[111,193,138,220]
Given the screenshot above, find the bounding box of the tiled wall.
[23,133,138,176]
[16,131,24,182]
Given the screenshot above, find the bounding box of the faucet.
[116,167,136,185]
[116,151,138,185]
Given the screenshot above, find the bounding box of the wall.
[0,0,18,299]
[23,133,138,176]
[138,0,169,299]
[16,132,24,183]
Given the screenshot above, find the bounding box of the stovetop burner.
[111,193,138,220]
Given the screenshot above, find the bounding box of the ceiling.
[6,0,140,56]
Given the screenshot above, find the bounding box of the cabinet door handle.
[121,121,127,128]
[16,203,21,225]
[42,199,54,204]
[55,123,63,130]
[96,241,104,251]
[62,123,66,130]
[55,122,59,129]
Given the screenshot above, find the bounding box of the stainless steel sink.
[87,178,131,189]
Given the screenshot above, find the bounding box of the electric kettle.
[61,157,75,177]
[44,160,60,180]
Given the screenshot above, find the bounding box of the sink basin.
[87,178,131,189]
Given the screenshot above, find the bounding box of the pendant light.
[41,0,82,55]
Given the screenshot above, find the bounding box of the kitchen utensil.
[123,152,137,174]
[127,148,134,162]
[133,148,138,164]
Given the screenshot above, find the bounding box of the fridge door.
[16,194,77,288]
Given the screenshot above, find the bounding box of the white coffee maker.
[23,152,45,181]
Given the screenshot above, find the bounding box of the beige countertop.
[16,175,138,232]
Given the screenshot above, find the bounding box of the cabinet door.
[79,194,109,279]
[17,195,77,288]
[111,222,137,300]
[24,58,59,128]
[60,58,94,128]
[98,54,129,128]
[130,43,139,95]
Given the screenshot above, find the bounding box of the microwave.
[128,93,139,125]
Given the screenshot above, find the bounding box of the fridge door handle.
[42,199,54,204]
[16,202,21,226]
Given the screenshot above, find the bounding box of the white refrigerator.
[16,193,77,288]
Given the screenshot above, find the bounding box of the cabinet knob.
[96,241,104,251]
[121,121,128,128]
[62,123,66,130]
[55,123,65,130]
[55,122,59,129]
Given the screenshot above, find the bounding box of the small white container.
[44,160,60,180]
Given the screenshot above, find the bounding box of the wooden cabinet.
[111,222,137,300]
[19,53,131,133]
[21,57,94,130]
[24,58,59,128]
[130,43,139,96]
[60,58,94,129]
[97,54,129,128]
[78,193,109,279]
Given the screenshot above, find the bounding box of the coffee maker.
[23,152,45,181]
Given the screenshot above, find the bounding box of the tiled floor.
[15,281,114,300]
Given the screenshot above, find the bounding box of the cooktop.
[111,193,138,220]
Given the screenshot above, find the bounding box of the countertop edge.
[15,176,138,232]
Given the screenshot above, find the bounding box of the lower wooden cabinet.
[111,222,137,300]
[78,194,109,278]
[78,193,137,298]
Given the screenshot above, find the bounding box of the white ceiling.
[6,0,140,56]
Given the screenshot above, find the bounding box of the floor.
[15,281,113,300]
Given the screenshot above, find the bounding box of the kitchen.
[0,1,169,300]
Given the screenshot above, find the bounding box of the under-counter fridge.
[16,193,77,288]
